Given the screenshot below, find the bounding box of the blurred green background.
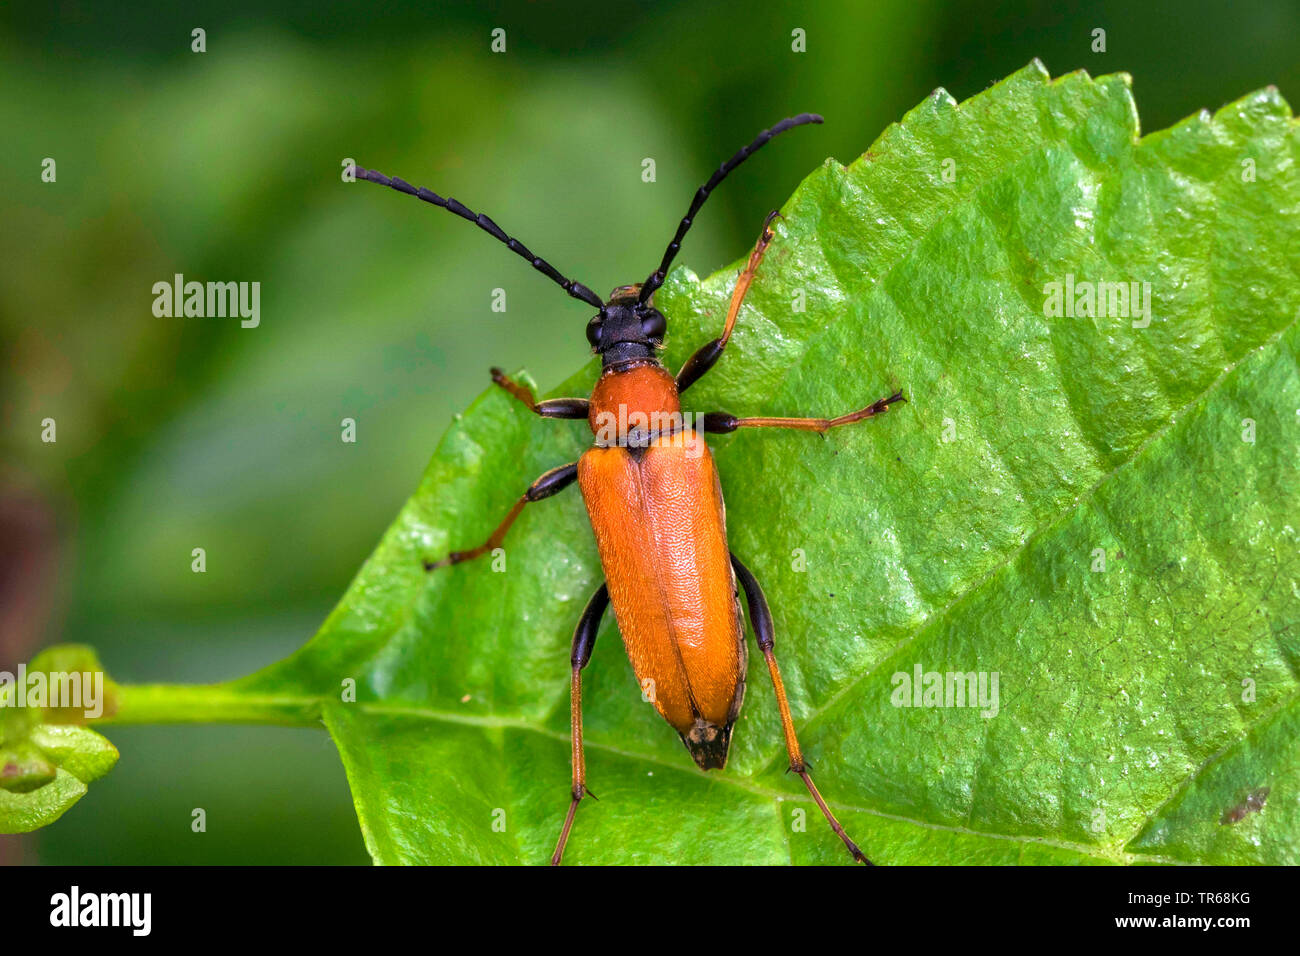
[1,0,1295,864]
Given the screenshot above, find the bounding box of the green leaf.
[108,61,1299,864]
[1,646,120,833]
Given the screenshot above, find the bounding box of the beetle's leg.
[551,581,609,866]
[424,462,577,571]
[490,367,589,420]
[676,210,780,394]
[730,553,873,865]
[703,390,905,435]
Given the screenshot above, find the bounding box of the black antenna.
[352,165,605,309]
[638,113,823,305]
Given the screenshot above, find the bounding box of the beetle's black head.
[586,284,667,367]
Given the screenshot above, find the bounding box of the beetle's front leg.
[491,367,589,420]
[424,462,578,570]
[675,210,780,394]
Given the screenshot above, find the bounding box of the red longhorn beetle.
[353,114,903,864]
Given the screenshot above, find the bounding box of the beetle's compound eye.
[640,309,666,340]
[586,313,604,348]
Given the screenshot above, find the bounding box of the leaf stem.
[99,684,322,727]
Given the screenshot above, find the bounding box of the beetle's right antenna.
[352,165,606,309]
[637,113,823,305]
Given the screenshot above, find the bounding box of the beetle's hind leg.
[424,462,577,570]
[551,581,609,866]
[730,553,873,865]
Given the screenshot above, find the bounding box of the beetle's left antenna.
[351,165,606,309]
[638,113,823,305]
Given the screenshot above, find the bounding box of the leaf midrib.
[104,684,1195,864]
